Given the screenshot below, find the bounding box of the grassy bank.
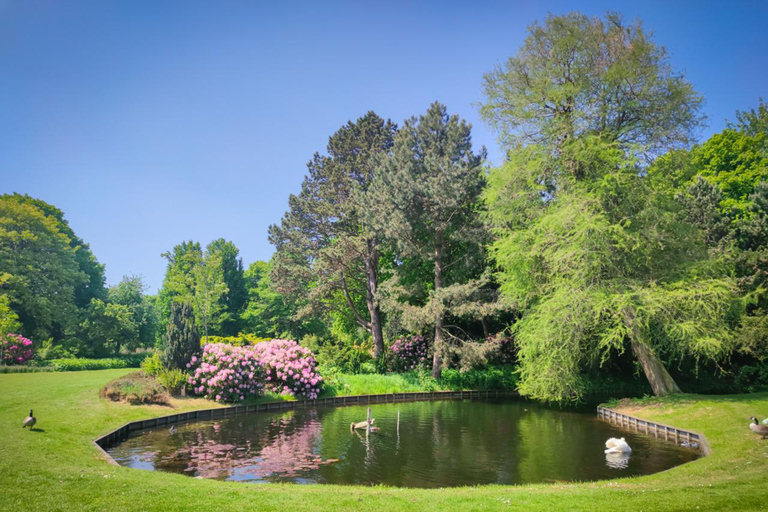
[1,369,767,511]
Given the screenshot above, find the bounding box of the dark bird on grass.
[749,417,768,439]
[22,409,36,429]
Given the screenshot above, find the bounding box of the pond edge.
[597,406,711,456]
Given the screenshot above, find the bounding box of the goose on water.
[22,409,36,430]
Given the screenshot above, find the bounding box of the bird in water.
[169,425,177,434]
[749,417,768,439]
[605,437,631,454]
[22,409,36,430]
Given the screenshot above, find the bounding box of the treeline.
[0,193,156,357]
[1,12,766,402]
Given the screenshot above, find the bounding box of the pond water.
[107,399,700,488]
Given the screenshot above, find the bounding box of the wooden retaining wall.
[597,406,710,455]
[93,389,514,465]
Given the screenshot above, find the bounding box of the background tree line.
[1,11,766,402]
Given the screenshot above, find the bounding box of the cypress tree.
[162,302,200,370]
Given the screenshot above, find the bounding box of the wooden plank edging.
[596,406,711,455]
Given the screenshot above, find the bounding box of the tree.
[79,298,137,356]
[269,112,397,357]
[484,142,739,401]
[191,247,228,343]
[162,301,200,371]
[108,275,158,348]
[206,239,247,336]
[0,195,86,341]
[0,292,21,337]
[364,102,486,378]
[241,260,323,339]
[729,97,768,137]
[157,241,202,329]
[10,193,106,308]
[480,12,704,160]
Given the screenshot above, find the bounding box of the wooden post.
[397,410,400,437]
[366,407,372,437]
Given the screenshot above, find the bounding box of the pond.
[107,399,701,488]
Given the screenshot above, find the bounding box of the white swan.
[605,437,631,454]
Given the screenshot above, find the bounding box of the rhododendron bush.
[391,335,429,371]
[187,339,323,403]
[1,333,34,365]
[188,343,264,403]
[253,339,323,399]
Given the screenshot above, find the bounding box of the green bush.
[157,368,187,395]
[439,366,519,391]
[140,353,164,377]
[303,334,372,374]
[48,358,128,372]
[0,365,53,373]
[202,334,270,346]
[99,371,170,405]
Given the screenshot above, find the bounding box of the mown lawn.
[1,369,767,512]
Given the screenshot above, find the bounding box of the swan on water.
[605,437,631,454]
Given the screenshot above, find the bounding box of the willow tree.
[485,142,740,401]
[364,102,486,378]
[269,112,396,357]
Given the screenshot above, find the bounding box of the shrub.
[391,335,430,372]
[34,339,73,361]
[439,366,519,391]
[253,339,323,399]
[0,365,53,374]
[140,353,164,377]
[48,358,128,371]
[99,371,170,405]
[1,333,34,365]
[203,334,270,346]
[302,334,372,374]
[188,343,264,403]
[157,368,187,395]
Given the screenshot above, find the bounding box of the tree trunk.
[624,309,681,396]
[364,239,385,358]
[631,339,681,396]
[481,317,490,338]
[432,233,444,379]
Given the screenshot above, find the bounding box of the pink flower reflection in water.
[170,411,338,481]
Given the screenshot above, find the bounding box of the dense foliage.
[161,302,200,371]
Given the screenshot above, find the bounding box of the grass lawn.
[1,369,767,512]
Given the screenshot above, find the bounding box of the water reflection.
[605,452,631,469]
[108,399,701,488]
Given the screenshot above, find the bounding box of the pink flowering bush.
[391,335,429,371]
[1,333,34,365]
[187,343,265,403]
[253,339,323,399]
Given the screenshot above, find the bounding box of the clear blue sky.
[1,1,766,293]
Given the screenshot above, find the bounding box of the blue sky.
[1,1,766,292]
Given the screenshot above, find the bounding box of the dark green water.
[107,399,700,488]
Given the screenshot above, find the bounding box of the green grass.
[1,369,767,511]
